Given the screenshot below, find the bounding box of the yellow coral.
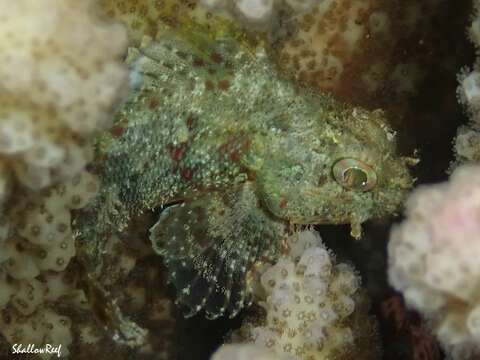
[98,0,241,46]
[274,0,447,110]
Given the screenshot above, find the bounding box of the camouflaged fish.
[76,32,414,319]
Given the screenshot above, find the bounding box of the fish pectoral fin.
[150,198,220,318]
[149,185,284,319]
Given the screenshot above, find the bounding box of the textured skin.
[76,32,413,319]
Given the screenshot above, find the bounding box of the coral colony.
[0,0,479,360]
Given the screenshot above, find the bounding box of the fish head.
[252,106,415,238]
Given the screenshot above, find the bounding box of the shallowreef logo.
[12,343,62,358]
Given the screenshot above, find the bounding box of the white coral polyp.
[454,1,480,169]
[212,344,282,360]
[0,306,73,358]
[388,165,480,359]
[0,0,128,195]
[461,72,480,106]
[234,0,274,23]
[233,230,365,360]
[0,171,98,357]
[201,0,321,27]
[4,171,99,279]
[0,2,124,356]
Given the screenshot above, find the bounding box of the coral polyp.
[218,230,381,360]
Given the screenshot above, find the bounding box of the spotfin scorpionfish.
[76,31,414,319]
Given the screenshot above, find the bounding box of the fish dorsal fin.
[150,182,284,319]
[129,31,245,88]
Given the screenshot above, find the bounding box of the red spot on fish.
[168,143,188,162]
[193,58,205,67]
[148,97,160,109]
[229,150,240,162]
[186,115,196,131]
[279,197,287,209]
[205,80,215,91]
[180,168,193,181]
[110,117,129,138]
[110,125,125,138]
[218,134,251,163]
[210,52,223,64]
[218,79,230,91]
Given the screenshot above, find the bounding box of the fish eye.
[332,158,377,191]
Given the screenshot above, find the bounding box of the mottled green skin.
[76,32,412,318]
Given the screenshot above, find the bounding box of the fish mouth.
[258,201,300,225]
[260,195,349,226]
[287,216,343,225]
[278,208,344,226]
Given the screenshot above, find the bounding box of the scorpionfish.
[76,32,414,319]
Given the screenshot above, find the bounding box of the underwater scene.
[1,0,480,359]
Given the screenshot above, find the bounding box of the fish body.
[77,32,413,318]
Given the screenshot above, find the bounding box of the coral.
[200,0,320,30]
[212,343,281,360]
[274,0,458,113]
[458,1,480,126]
[98,0,240,47]
[454,1,480,167]
[1,306,73,358]
[0,206,176,359]
[71,210,176,360]
[0,268,89,358]
[0,171,98,357]
[98,0,183,46]
[453,126,480,165]
[277,0,379,96]
[0,0,128,198]
[380,294,441,360]
[388,165,480,359]
[0,2,131,355]
[226,230,380,360]
[1,171,99,281]
[118,257,176,358]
